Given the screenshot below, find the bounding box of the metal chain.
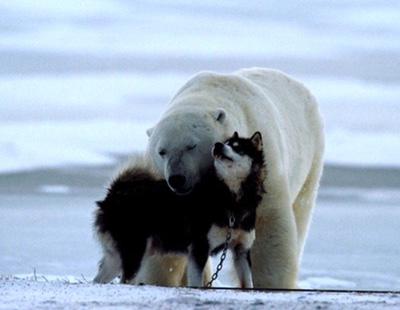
[206,215,235,288]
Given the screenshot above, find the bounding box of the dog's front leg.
[234,245,254,288]
[187,239,209,287]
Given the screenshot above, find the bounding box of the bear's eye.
[158,149,167,156]
[186,144,197,151]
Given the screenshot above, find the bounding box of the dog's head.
[212,131,264,193]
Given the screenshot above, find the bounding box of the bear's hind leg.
[93,252,121,283]
[293,157,324,262]
[119,237,147,284]
[187,239,210,287]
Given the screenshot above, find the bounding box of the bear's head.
[146,108,227,194]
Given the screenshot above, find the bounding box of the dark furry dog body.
[94,132,265,287]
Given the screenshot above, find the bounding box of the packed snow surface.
[1,276,400,310]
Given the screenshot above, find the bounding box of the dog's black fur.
[94,132,265,284]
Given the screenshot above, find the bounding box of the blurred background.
[0,0,399,290]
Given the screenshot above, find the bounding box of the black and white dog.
[93,131,265,288]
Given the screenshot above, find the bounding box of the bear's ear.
[146,127,154,137]
[212,108,226,124]
[250,131,263,151]
[233,131,239,139]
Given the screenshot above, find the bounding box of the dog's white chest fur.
[207,225,255,250]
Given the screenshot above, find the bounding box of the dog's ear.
[250,131,263,151]
[233,131,239,139]
[212,108,226,123]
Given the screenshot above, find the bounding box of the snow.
[0,73,399,173]
[325,130,400,167]
[0,0,125,18]
[1,1,399,58]
[319,187,400,204]
[0,120,151,173]
[0,0,399,173]
[0,73,182,121]
[320,6,400,30]
[300,277,357,289]
[0,3,337,58]
[0,276,399,309]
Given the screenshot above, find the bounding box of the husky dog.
[93,132,265,288]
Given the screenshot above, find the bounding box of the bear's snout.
[168,175,187,192]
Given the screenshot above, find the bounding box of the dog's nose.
[168,175,186,190]
[212,142,224,156]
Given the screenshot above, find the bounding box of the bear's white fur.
[141,68,324,288]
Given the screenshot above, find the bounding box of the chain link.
[206,215,235,288]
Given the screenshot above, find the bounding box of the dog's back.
[95,165,195,250]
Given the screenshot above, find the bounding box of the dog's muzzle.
[212,143,233,161]
[212,142,224,157]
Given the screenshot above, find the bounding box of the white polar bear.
[142,68,324,288]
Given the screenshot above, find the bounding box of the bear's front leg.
[251,198,299,289]
[187,239,210,287]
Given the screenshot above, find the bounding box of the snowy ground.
[1,0,400,307]
[1,276,400,310]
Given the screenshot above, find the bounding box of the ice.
[0,120,152,173]
[319,187,400,204]
[0,73,184,121]
[2,1,399,58]
[0,2,335,58]
[300,277,357,289]
[2,179,399,290]
[320,6,400,30]
[0,0,126,18]
[38,185,71,194]
[325,129,400,167]
[0,73,399,173]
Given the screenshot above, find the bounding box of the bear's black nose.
[213,142,224,156]
[168,175,186,190]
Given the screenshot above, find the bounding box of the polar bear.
[141,68,324,288]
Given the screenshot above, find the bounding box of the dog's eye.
[232,145,245,155]
[159,149,167,156]
[187,144,197,151]
[231,144,240,151]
